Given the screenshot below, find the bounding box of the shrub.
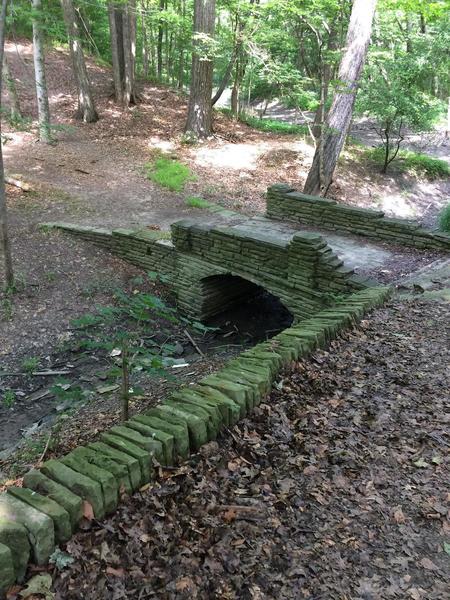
[365,147,450,179]
[439,204,450,232]
[185,196,211,209]
[146,157,196,192]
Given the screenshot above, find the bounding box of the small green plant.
[1,296,13,321]
[2,389,16,408]
[439,204,450,232]
[365,147,450,179]
[185,196,211,209]
[21,357,40,374]
[146,157,196,192]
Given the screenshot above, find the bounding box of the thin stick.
[36,432,52,465]
[183,329,205,357]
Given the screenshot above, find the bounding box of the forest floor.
[50,281,450,600]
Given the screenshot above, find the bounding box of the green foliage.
[185,196,211,209]
[2,390,16,408]
[21,356,40,374]
[146,157,196,192]
[438,204,450,233]
[239,113,308,135]
[365,147,450,179]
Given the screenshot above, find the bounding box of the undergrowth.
[366,147,450,179]
[218,108,308,135]
[146,157,196,192]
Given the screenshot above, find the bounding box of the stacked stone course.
[267,184,450,251]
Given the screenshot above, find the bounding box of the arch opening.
[199,274,293,343]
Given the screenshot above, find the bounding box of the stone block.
[153,405,208,451]
[170,391,223,430]
[109,426,164,464]
[0,520,30,582]
[133,413,190,460]
[71,446,133,494]
[87,442,141,491]
[60,454,118,514]
[22,469,83,529]
[0,543,15,596]
[192,385,242,424]
[199,376,252,414]
[0,494,54,566]
[7,487,71,543]
[99,433,153,484]
[164,398,218,440]
[41,459,105,520]
[124,420,174,465]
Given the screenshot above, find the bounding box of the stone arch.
[198,274,294,328]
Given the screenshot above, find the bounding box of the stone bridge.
[47,211,376,322]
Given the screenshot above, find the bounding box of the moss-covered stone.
[154,405,208,451]
[133,413,190,460]
[190,385,241,425]
[164,399,218,440]
[0,543,15,596]
[0,494,55,565]
[170,390,223,430]
[124,420,174,465]
[22,469,83,529]
[71,446,133,494]
[60,454,118,514]
[199,376,252,413]
[7,487,71,543]
[0,520,30,583]
[87,442,141,491]
[109,426,164,464]
[99,433,153,484]
[41,459,105,520]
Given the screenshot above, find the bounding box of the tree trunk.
[0,0,14,289]
[185,0,216,138]
[31,0,52,143]
[60,0,98,122]
[304,0,377,196]
[108,1,136,106]
[142,2,149,78]
[211,22,243,107]
[2,55,22,120]
[157,0,164,79]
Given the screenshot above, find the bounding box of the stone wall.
[267,184,450,251]
[0,286,392,595]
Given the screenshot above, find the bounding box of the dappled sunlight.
[192,141,271,170]
[147,137,175,153]
[380,194,417,218]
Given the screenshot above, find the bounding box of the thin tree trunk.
[142,2,149,78]
[32,0,52,143]
[304,0,377,196]
[60,0,98,122]
[108,2,123,103]
[157,0,164,79]
[185,0,216,138]
[122,0,137,105]
[3,56,22,120]
[0,0,14,289]
[211,27,242,106]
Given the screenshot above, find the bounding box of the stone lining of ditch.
[0,286,391,596]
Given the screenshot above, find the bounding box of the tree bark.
[0,0,14,289]
[32,0,52,143]
[185,0,216,138]
[60,0,98,122]
[108,1,137,106]
[304,0,377,196]
[157,0,164,79]
[2,56,22,121]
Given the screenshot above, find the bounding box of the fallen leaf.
[420,557,438,570]
[19,574,54,599]
[83,501,94,521]
[106,566,125,577]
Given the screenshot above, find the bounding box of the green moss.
[365,147,450,179]
[146,157,196,192]
[439,203,450,232]
[185,196,211,209]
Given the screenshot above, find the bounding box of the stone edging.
[267,184,450,251]
[0,285,391,596]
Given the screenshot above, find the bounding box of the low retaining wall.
[267,184,450,251]
[0,285,391,595]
